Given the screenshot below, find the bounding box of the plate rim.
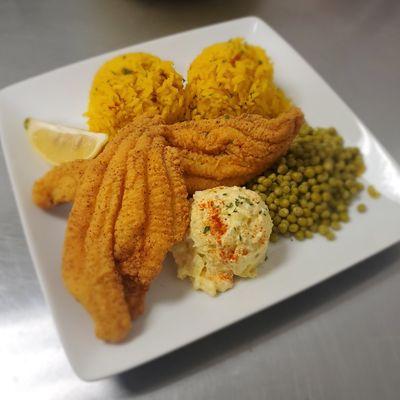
[1,15,400,381]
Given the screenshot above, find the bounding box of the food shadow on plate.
[256,239,289,278]
[115,242,400,395]
[125,253,192,341]
[46,202,72,220]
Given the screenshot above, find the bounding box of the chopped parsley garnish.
[121,67,133,75]
[203,226,211,234]
[237,195,253,206]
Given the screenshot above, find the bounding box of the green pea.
[278,222,288,233]
[331,213,339,221]
[315,204,324,214]
[300,199,308,208]
[357,203,367,213]
[270,233,279,243]
[307,201,315,210]
[321,210,330,219]
[269,203,277,211]
[310,224,318,233]
[311,192,321,203]
[299,183,309,194]
[304,167,315,178]
[326,231,336,241]
[308,178,317,186]
[305,230,313,239]
[292,172,303,183]
[311,185,321,192]
[289,194,298,203]
[298,217,308,227]
[280,198,290,208]
[292,207,303,217]
[322,192,332,202]
[331,221,341,230]
[295,231,305,241]
[257,184,267,192]
[289,224,299,233]
[318,225,329,235]
[278,208,289,218]
[277,164,288,174]
[339,212,349,222]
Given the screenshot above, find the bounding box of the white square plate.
[1,17,400,381]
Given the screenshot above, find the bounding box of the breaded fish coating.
[62,125,189,342]
[162,108,304,193]
[33,109,302,208]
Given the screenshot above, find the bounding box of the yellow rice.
[185,38,291,120]
[86,53,185,135]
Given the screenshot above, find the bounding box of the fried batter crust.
[33,109,303,207]
[32,160,88,208]
[162,108,304,193]
[62,124,189,342]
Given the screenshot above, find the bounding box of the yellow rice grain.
[185,38,291,120]
[86,53,185,136]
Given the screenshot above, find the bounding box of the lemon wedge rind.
[25,118,108,165]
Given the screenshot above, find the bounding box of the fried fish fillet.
[33,109,303,208]
[32,116,164,209]
[161,107,304,193]
[62,127,189,342]
[114,134,189,318]
[32,160,87,208]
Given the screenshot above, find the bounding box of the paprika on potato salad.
[172,186,273,296]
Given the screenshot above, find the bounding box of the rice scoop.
[185,38,291,120]
[86,53,185,136]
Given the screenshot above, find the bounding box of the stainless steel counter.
[1,1,400,399]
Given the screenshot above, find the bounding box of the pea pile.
[248,124,366,242]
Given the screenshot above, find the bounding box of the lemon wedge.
[24,118,108,165]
